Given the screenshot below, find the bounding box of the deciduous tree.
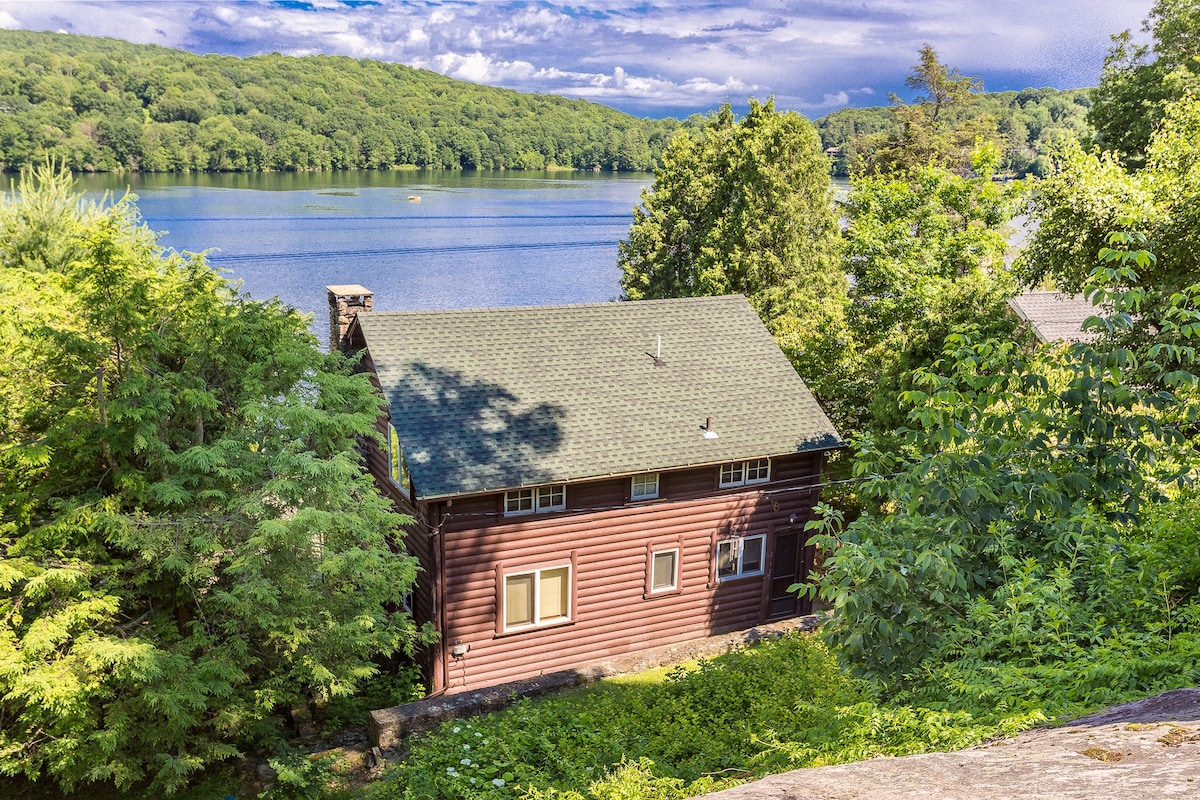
[617,99,847,399]
[1090,0,1200,168]
[834,160,1025,434]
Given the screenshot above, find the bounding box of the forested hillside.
[815,86,1092,177]
[0,30,680,173]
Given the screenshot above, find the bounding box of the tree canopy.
[1019,94,1200,382]
[0,29,680,173]
[0,167,424,795]
[832,161,1025,434]
[816,83,1090,178]
[617,99,847,397]
[1090,0,1200,168]
[845,46,997,177]
[809,250,1200,698]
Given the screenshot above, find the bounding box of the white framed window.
[631,472,660,500]
[503,565,571,631]
[504,484,566,515]
[716,535,766,580]
[719,458,771,488]
[386,422,411,497]
[650,548,678,592]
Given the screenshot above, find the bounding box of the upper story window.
[386,422,411,497]
[504,484,566,515]
[631,472,660,501]
[719,458,771,488]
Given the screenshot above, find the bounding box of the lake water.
[74,171,652,332]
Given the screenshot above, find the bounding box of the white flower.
[461,758,471,765]
[475,731,483,737]
[493,778,506,787]
[453,726,462,733]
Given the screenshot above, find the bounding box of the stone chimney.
[325,284,374,352]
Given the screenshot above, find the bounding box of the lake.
[74,171,652,332]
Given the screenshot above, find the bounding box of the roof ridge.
[361,295,747,317]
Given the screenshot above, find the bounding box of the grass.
[343,632,1038,800]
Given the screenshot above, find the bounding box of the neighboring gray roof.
[1007,292,1101,343]
[355,295,842,500]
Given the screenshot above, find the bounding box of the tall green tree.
[855,46,994,176]
[617,99,847,398]
[834,159,1025,434]
[1090,0,1200,168]
[0,167,423,795]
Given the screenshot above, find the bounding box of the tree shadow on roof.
[390,361,566,497]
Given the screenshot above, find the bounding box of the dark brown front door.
[768,530,812,618]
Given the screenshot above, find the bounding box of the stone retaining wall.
[369,615,820,750]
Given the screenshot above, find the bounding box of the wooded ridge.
[1,29,1093,177]
[0,29,681,173]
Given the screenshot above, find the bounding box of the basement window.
[716,535,765,580]
[504,565,571,631]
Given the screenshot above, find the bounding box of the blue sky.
[0,1,1156,118]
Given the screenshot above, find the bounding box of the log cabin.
[327,286,843,694]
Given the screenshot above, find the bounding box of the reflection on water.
[74,170,651,331]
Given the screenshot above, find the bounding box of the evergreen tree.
[855,46,995,176]
[0,167,423,795]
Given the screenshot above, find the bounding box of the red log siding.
[433,453,824,693]
[355,359,440,685]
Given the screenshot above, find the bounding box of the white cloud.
[0,0,1160,116]
[418,51,538,84]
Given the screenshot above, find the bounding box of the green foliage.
[830,164,1025,434]
[1090,0,1200,168]
[261,748,352,800]
[817,87,1091,178]
[844,46,1002,178]
[370,634,1017,800]
[1019,94,1200,381]
[618,98,849,400]
[0,166,426,796]
[0,29,679,173]
[808,247,1200,696]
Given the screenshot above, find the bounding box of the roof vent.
[702,416,719,439]
[646,335,666,367]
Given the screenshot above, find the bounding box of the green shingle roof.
[355,295,842,500]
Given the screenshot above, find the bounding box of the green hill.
[814,87,1093,177]
[0,29,680,173]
